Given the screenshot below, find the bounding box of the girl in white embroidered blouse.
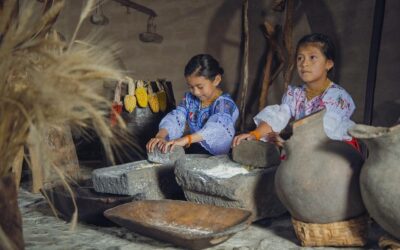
[232,33,359,151]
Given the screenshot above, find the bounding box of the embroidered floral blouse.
[254,83,356,140]
[159,92,239,155]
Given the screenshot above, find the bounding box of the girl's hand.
[232,133,256,147]
[146,137,167,153]
[161,137,189,153]
[266,132,284,147]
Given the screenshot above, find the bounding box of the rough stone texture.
[175,155,286,221]
[276,110,365,224]
[19,186,385,250]
[349,124,400,240]
[147,146,185,164]
[231,140,281,168]
[92,160,184,200]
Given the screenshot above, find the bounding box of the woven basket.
[292,215,369,247]
[379,235,400,250]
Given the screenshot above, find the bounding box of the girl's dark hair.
[296,33,336,62]
[184,54,224,80]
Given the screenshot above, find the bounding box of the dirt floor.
[18,186,385,250]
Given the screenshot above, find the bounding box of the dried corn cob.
[136,80,148,108]
[123,76,136,113]
[156,80,167,112]
[111,79,123,127]
[148,83,159,113]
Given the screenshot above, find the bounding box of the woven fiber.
[292,215,369,247]
[379,235,400,250]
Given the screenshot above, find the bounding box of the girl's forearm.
[155,128,169,139]
[186,133,203,144]
[253,122,273,138]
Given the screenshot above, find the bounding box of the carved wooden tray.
[104,200,252,249]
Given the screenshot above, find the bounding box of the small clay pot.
[349,123,400,239]
[275,110,365,223]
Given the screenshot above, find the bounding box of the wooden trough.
[104,200,253,249]
[40,180,137,226]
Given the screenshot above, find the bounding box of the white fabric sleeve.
[323,112,355,140]
[322,87,356,140]
[253,104,291,132]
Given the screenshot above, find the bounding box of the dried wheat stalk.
[0,0,124,178]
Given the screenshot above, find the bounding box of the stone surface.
[232,140,281,168]
[175,155,287,221]
[349,124,400,240]
[276,110,365,224]
[92,160,184,200]
[147,146,185,164]
[19,186,384,250]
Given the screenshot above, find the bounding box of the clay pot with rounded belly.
[349,124,400,239]
[275,110,365,223]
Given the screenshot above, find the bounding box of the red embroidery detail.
[345,137,361,152]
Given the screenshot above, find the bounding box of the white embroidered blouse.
[254,83,356,140]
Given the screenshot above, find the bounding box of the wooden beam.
[112,0,157,17]
[363,0,386,125]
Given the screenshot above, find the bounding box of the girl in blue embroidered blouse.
[146,54,239,155]
[233,33,357,147]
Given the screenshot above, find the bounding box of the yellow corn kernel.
[136,80,148,108]
[148,85,159,113]
[156,81,167,112]
[123,77,136,113]
[124,95,136,113]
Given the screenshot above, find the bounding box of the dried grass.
[0,1,140,246]
[0,0,126,178]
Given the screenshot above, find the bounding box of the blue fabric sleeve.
[159,95,188,140]
[197,97,239,155]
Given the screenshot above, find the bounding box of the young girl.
[147,54,239,155]
[233,33,358,148]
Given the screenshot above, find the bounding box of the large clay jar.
[275,110,365,223]
[349,123,400,239]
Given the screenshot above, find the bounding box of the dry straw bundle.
[0,0,125,179]
[0,1,140,247]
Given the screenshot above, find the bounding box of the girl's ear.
[213,74,222,86]
[326,59,334,71]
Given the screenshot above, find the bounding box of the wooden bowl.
[104,200,252,249]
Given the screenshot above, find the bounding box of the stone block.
[232,140,281,168]
[147,146,185,164]
[175,155,286,221]
[92,160,184,200]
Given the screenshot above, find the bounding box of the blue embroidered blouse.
[159,92,239,155]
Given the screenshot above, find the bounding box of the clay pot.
[0,174,24,250]
[349,123,400,239]
[275,110,365,223]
